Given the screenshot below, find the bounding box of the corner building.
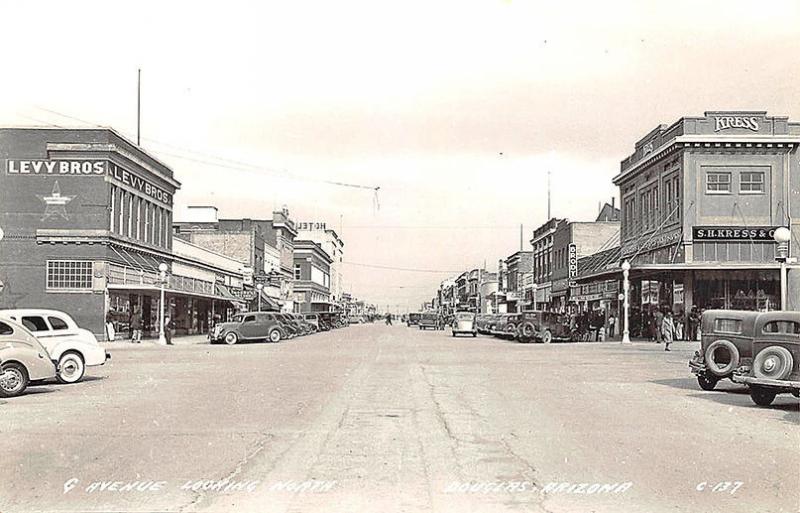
[613,111,800,327]
[0,128,180,338]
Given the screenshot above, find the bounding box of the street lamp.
[256,283,264,312]
[621,260,631,343]
[158,262,168,346]
[774,227,791,311]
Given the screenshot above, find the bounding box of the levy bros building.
[0,127,246,339]
[606,111,799,329]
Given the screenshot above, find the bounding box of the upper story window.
[294,264,302,280]
[740,172,764,194]
[707,172,731,194]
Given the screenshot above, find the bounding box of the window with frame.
[707,172,731,193]
[0,321,13,336]
[740,172,764,193]
[714,318,742,334]
[294,264,302,280]
[762,321,800,335]
[48,316,69,330]
[21,316,49,332]
[47,260,93,290]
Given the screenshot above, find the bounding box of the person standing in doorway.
[607,314,616,339]
[105,311,116,342]
[687,307,700,342]
[130,307,143,344]
[662,311,675,351]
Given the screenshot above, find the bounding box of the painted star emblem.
[37,181,75,221]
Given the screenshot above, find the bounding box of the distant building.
[292,239,333,313]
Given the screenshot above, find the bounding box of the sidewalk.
[102,334,210,350]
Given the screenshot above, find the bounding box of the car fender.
[44,337,105,366]
[0,346,57,381]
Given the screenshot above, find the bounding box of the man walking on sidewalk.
[130,307,142,343]
[662,311,675,351]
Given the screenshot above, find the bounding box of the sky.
[1,0,799,310]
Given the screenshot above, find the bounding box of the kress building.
[0,128,246,340]
[609,111,799,332]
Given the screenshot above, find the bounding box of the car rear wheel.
[224,332,239,345]
[749,386,776,406]
[505,325,516,338]
[541,330,553,344]
[269,329,282,343]
[0,362,29,398]
[753,346,793,381]
[56,352,85,384]
[705,339,740,377]
[696,373,718,391]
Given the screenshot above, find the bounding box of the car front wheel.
[541,330,553,344]
[269,329,282,343]
[696,373,718,391]
[57,352,85,384]
[749,386,776,407]
[224,332,239,345]
[0,362,29,398]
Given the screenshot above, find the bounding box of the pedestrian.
[662,311,675,351]
[653,308,664,344]
[105,311,116,342]
[164,316,173,345]
[687,307,700,342]
[607,314,616,339]
[130,307,143,343]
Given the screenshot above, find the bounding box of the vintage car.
[731,311,800,406]
[0,309,110,384]
[303,314,322,331]
[275,313,304,338]
[210,312,287,344]
[517,311,573,344]
[452,311,477,337]
[290,313,316,334]
[418,312,441,330]
[407,313,422,327]
[492,313,522,339]
[0,318,57,397]
[688,310,758,391]
[475,314,491,334]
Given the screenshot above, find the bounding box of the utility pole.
[547,169,551,220]
[136,68,141,146]
[520,224,523,251]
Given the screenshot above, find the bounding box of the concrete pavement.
[1,323,797,513]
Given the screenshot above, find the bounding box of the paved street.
[1,323,798,513]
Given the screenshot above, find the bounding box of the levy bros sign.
[693,226,785,242]
[713,115,760,132]
[6,159,172,204]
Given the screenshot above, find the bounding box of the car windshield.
[456,313,473,321]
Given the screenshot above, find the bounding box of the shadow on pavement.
[652,377,747,393]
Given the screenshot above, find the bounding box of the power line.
[30,106,381,194]
[342,261,460,273]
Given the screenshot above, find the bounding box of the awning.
[257,289,281,311]
[107,283,246,304]
[215,283,247,305]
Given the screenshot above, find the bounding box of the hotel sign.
[296,221,327,231]
[693,226,784,242]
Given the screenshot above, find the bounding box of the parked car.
[290,313,316,334]
[452,311,477,337]
[275,313,303,338]
[517,311,573,343]
[304,314,321,332]
[210,312,287,344]
[687,310,758,390]
[0,318,57,397]
[407,313,422,327]
[731,311,800,406]
[419,312,441,330]
[493,313,522,339]
[0,309,110,384]
[475,314,491,334]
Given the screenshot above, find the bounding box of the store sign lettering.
[714,116,760,132]
[568,243,578,286]
[7,159,172,204]
[693,226,782,241]
[108,165,172,204]
[7,159,106,175]
[296,221,327,231]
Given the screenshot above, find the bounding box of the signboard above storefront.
[568,243,578,287]
[693,226,784,242]
[296,221,327,231]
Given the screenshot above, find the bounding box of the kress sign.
[693,226,784,242]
